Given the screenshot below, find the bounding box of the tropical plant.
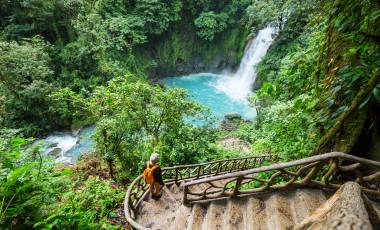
[194,11,229,41]
[0,37,56,135]
[89,75,215,176]
[34,177,124,229]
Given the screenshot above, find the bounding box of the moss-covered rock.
[134,20,248,79]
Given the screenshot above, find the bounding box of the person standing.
[143,153,164,200]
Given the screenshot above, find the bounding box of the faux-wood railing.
[124,155,275,230]
[182,152,380,206]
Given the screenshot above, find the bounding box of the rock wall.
[134,21,249,79]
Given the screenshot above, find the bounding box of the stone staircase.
[136,183,380,230]
[126,153,380,229]
[136,182,328,229]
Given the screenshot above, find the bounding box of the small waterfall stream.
[44,133,78,164]
[37,126,95,164]
[214,26,276,101]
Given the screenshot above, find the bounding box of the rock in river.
[48,147,63,158]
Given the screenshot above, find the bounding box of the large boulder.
[48,147,62,158]
[224,112,242,120]
[220,112,244,131]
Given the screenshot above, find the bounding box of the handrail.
[124,174,147,230]
[124,154,275,230]
[182,152,380,205]
[162,155,275,170]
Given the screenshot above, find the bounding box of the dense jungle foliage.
[1,0,379,229]
[238,0,380,159]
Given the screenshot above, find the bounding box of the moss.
[134,19,248,77]
[203,26,248,64]
[156,27,194,68]
[332,109,367,153]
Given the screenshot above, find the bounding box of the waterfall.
[214,26,276,101]
[39,126,95,164]
[44,133,78,164]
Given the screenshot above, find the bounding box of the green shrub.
[235,95,320,160]
[35,177,124,229]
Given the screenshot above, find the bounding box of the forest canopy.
[0,0,252,135]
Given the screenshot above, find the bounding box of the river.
[42,26,276,164]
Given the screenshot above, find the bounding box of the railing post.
[197,165,202,179]
[354,169,364,185]
[128,199,136,219]
[183,185,189,206]
[230,160,236,172]
[216,162,222,175]
[241,158,248,170]
[322,159,338,186]
[232,176,243,197]
[175,168,179,186]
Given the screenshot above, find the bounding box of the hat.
[150,152,160,162]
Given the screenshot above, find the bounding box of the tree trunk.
[312,70,380,155]
[152,132,159,147]
[294,182,373,229]
[107,160,114,179]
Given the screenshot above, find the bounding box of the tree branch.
[312,70,380,155]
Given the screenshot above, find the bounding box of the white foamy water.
[214,26,276,101]
[44,133,78,164]
[40,126,95,164]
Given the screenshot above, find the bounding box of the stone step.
[265,193,294,230]
[211,179,225,186]
[186,204,207,230]
[137,201,167,229]
[162,185,181,205]
[245,196,268,230]
[193,182,209,194]
[202,199,227,230]
[170,184,185,204]
[224,198,246,230]
[137,185,182,229]
[169,184,183,196]
[136,186,357,230]
[147,187,178,208]
[169,205,192,230]
[291,189,326,224]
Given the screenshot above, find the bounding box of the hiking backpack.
[143,162,157,185]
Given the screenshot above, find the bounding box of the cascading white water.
[44,133,78,164]
[37,126,95,164]
[214,26,276,101]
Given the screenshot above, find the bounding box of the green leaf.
[373,85,380,103]
[359,94,371,109]
[6,163,35,185]
[59,169,73,176]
